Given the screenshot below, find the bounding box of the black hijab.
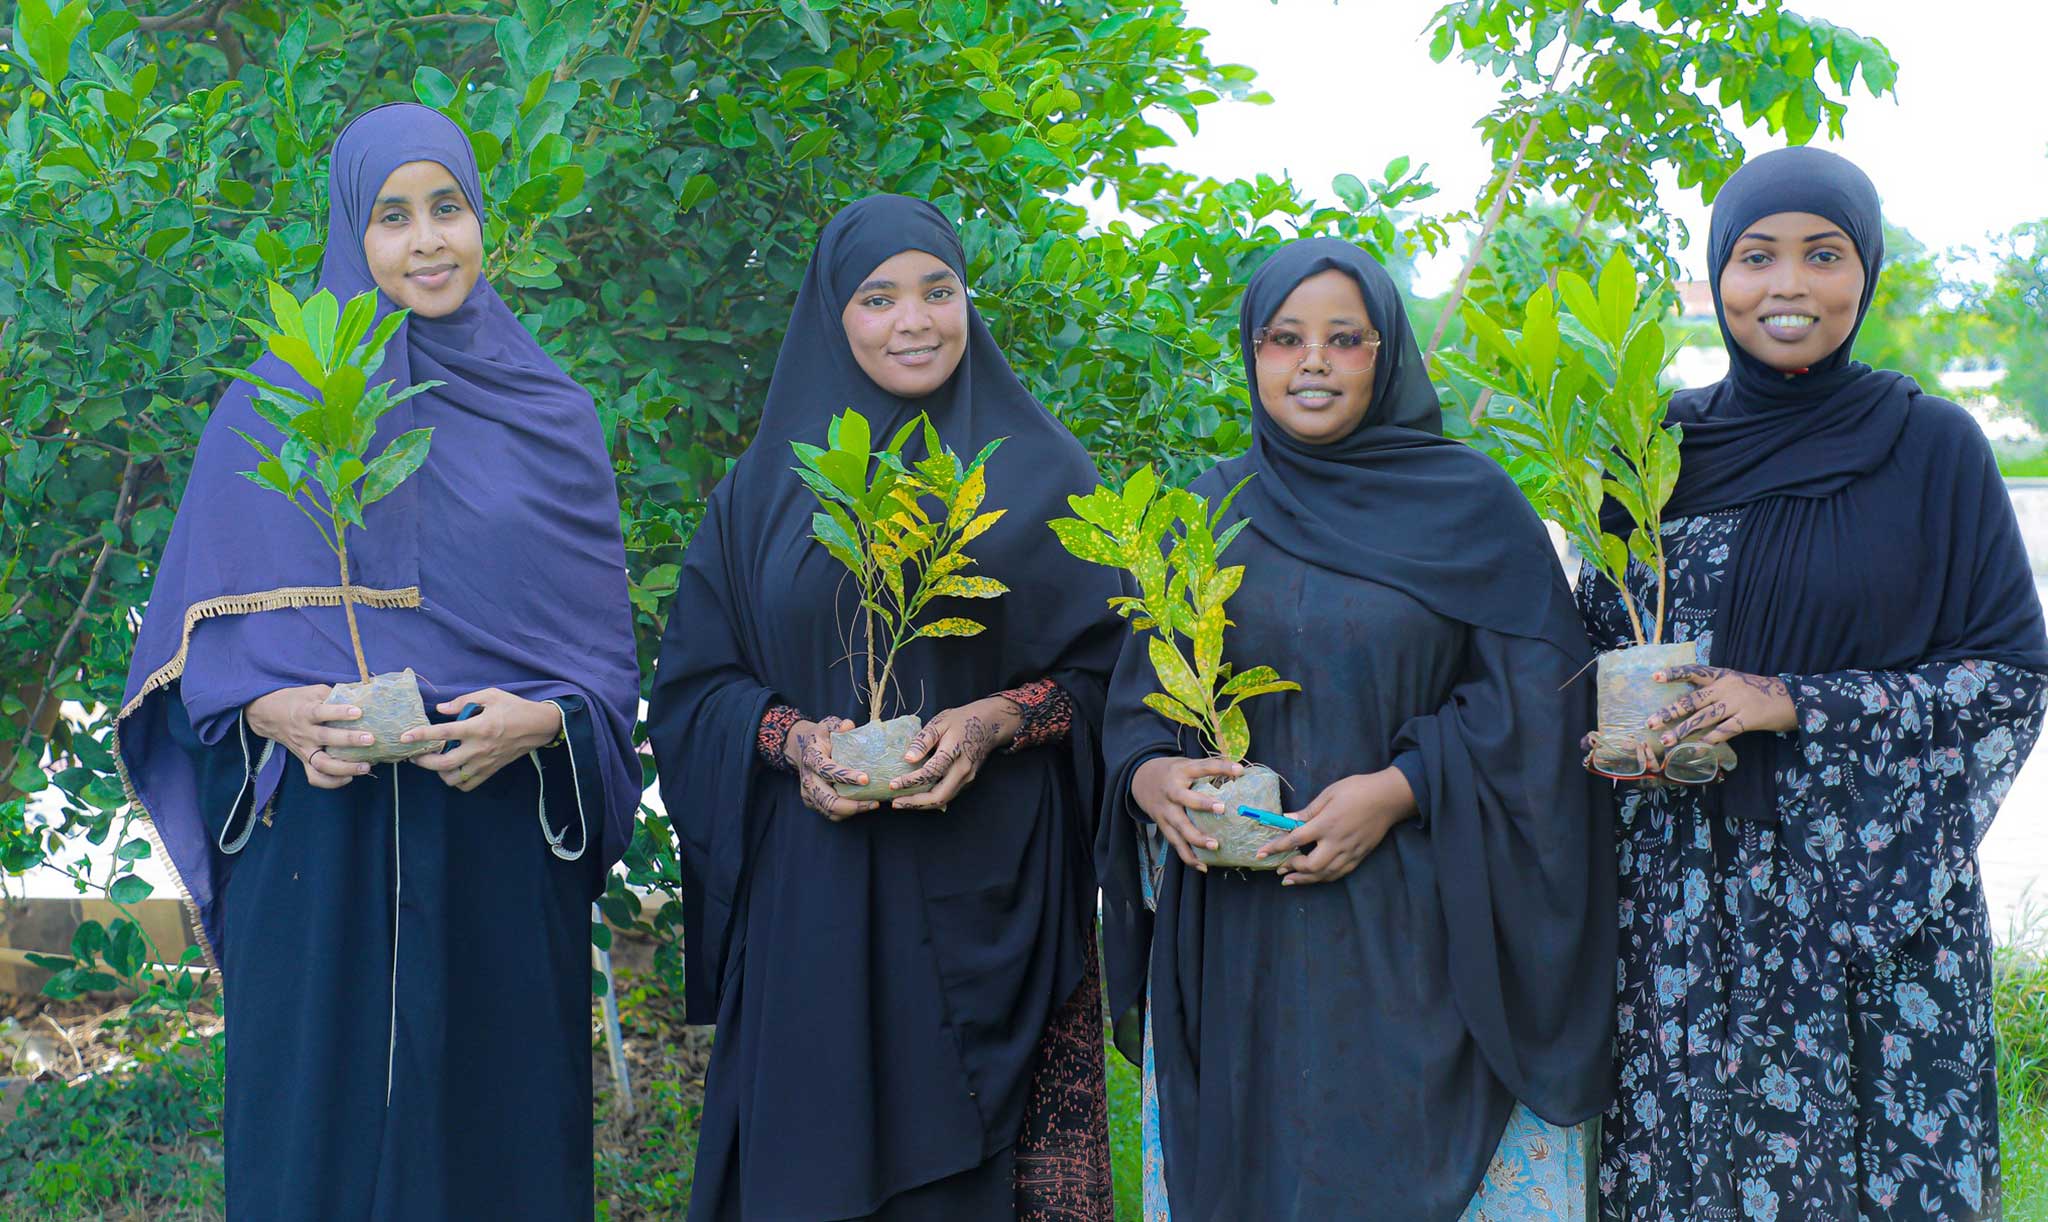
[1599,147,2048,820]
[1099,240,1614,1209]
[1215,237,1580,641]
[648,196,1124,1215]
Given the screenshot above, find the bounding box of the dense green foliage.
[8,6,2044,1217]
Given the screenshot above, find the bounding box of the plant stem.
[1652,539,1670,646]
[864,603,881,725]
[336,532,371,684]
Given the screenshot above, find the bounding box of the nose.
[1298,343,1332,375]
[1763,259,1805,300]
[413,219,447,256]
[898,296,933,334]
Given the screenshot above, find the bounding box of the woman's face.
[1717,210,1866,374]
[360,160,483,319]
[1254,269,1379,445]
[840,249,969,397]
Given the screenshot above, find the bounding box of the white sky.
[1167,0,2048,293]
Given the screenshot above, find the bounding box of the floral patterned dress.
[1578,510,2047,1222]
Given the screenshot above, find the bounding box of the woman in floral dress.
[1581,147,2048,1221]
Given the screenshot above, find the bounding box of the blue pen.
[1234,805,1302,831]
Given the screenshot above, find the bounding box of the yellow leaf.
[917,617,986,639]
[959,508,1006,546]
[1147,637,1207,715]
[1193,601,1224,683]
[1143,692,1205,729]
[927,575,1007,600]
[948,466,985,531]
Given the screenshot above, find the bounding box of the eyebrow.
[376,186,464,207]
[1270,314,1365,326]
[1738,228,1848,244]
[856,269,959,294]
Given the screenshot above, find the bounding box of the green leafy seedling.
[1049,466,1297,761]
[214,283,440,683]
[791,409,1008,724]
[1438,248,1682,645]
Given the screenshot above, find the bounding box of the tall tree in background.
[1422,0,1899,375]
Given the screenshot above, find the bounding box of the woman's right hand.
[785,716,880,821]
[1131,756,1243,872]
[245,685,376,790]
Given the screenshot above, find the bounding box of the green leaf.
[832,408,872,460]
[18,0,92,85]
[414,66,459,108]
[677,174,717,211]
[779,0,831,51]
[108,874,153,905]
[361,429,434,506]
[115,837,151,861]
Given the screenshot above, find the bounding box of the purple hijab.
[117,103,640,967]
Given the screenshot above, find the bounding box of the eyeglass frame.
[1585,736,1728,786]
[1251,326,1383,371]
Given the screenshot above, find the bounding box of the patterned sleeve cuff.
[999,677,1074,753]
[758,704,806,772]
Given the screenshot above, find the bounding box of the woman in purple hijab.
[116,103,640,1219]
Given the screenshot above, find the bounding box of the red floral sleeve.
[757,704,806,772]
[999,677,1073,753]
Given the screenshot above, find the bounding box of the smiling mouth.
[1289,386,1339,407]
[890,344,941,363]
[1758,313,1819,339]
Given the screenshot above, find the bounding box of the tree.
[0,0,1434,999]
[1422,0,1900,366]
[1966,220,2048,433]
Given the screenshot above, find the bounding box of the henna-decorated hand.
[1646,664,1796,748]
[888,696,1022,810]
[786,716,877,821]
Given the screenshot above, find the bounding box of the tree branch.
[16,458,140,764]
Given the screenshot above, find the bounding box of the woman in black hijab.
[647,195,1125,1220]
[1102,237,1615,1220]
[1582,146,2048,1221]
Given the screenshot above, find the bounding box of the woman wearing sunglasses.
[1579,147,2048,1222]
[1101,237,1614,1220]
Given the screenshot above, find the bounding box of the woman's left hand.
[887,696,1022,810]
[1254,768,1416,886]
[401,688,564,792]
[1646,664,1796,748]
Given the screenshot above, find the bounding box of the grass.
[1999,899,2048,1221]
[2000,453,2048,479]
[1107,1032,1143,1220]
[0,928,2038,1219]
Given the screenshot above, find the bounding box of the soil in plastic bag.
[1188,763,1295,871]
[1592,641,1736,780]
[831,715,935,803]
[325,668,436,764]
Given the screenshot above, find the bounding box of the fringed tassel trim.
[112,583,420,972]
[119,585,420,720]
